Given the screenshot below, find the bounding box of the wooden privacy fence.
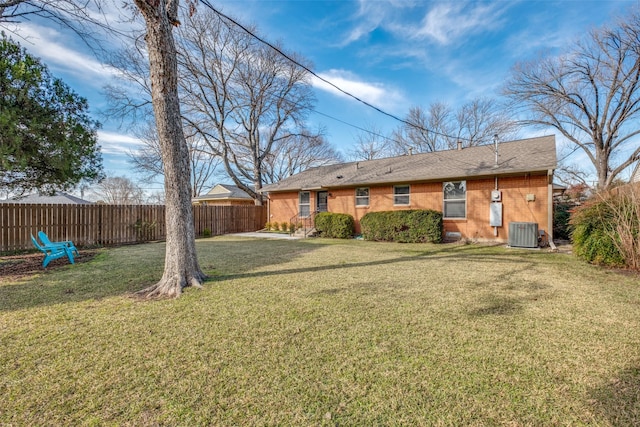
[0,204,266,252]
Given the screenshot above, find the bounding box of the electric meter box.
[490,202,503,227]
[491,190,502,202]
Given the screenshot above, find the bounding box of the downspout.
[547,169,556,250]
[267,192,271,230]
[494,176,498,237]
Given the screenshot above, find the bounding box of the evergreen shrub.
[553,202,575,240]
[571,197,625,267]
[360,210,442,243]
[571,186,639,270]
[314,212,355,239]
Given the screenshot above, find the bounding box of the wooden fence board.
[0,204,266,252]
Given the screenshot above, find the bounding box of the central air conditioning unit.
[508,222,538,248]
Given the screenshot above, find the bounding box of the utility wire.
[197,0,474,143]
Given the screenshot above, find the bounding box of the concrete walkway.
[227,232,302,240]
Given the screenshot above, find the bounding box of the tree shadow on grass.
[589,362,640,426]
[468,295,524,316]
[0,238,326,312]
[0,238,560,313]
[210,244,544,283]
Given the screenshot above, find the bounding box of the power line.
[197,0,474,143]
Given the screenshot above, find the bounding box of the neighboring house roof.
[0,192,93,204]
[193,184,254,202]
[552,183,567,194]
[262,135,557,193]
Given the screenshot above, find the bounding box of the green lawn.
[1,237,639,425]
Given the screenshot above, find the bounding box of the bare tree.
[504,10,640,190]
[128,122,220,197]
[91,176,145,204]
[391,98,518,155]
[106,9,327,204]
[1,0,90,23]
[146,190,165,205]
[391,104,455,153]
[176,10,320,204]
[348,124,393,160]
[133,0,205,298]
[262,131,342,183]
[455,98,518,146]
[0,0,125,56]
[554,164,593,188]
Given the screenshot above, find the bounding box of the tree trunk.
[595,147,610,190]
[134,0,206,298]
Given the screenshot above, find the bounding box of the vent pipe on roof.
[493,134,499,166]
[457,140,462,151]
[408,147,413,156]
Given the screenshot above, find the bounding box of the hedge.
[314,212,355,239]
[360,210,443,243]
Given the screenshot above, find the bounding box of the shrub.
[288,222,297,234]
[553,202,575,240]
[272,222,280,231]
[264,222,272,231]
[573,185,640,270]
[314,212,355,239]
[133,219,157,242]
[314,212,331,235]
[360,210,443,243]
[202,227,212,238]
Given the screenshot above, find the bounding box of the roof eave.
[263,166,557,193]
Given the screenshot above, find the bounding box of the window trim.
[355,187,370,207]
[299,191,311,218]
[443,180,467,219]
[393,184,410,206]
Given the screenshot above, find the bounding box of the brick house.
[260,136,557,242]
[192,184,255,206]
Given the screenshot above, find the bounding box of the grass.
[1,237,639,426]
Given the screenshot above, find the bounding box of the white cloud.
[312,69,405,108]
[98,131,144,156]
[13,23,119,83]
[341,1,508,47]
[413,2,507,45]
[342,0,417,45]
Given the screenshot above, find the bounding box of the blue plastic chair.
[37,231,79,256]
[31,235,75,268]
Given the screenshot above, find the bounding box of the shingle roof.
[261,135,557,193]
[193,184,253,201]
[0,192,93,204]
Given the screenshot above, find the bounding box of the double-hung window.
[355,187,369,206]
[394,185,410,205]
[443,181,466,218]
[299,191,310,217]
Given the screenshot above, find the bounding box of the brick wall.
[266,173,550,241]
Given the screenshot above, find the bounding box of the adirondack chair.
[37,231,79,256]
[31,235,75,268]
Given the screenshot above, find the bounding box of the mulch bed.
[0,250,99,282]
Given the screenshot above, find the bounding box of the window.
[299,191,310,217]
[355,187,369,206]
[443,181,466,218]
[394,185,410,205]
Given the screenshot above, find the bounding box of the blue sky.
[3,0,637,193]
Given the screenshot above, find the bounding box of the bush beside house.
[571,185,639,270]
[360,210,443,243]
[553,202,575,240]
[314,212,355,239]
